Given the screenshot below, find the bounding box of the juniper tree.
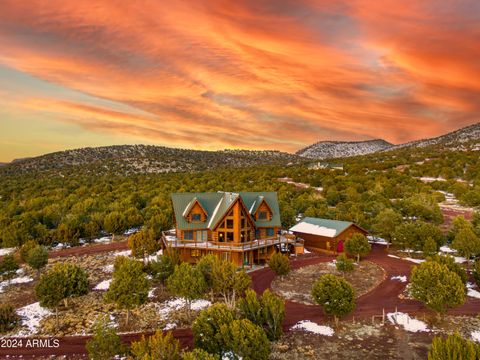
[344,234,371,262]
[192,303,236,355]
[311,274,355,326]
[86,316,125,360]
[452,227,480,270]
[26,245,48,274]
[410,261,465,319]
[166,262,207,319]
[423,237,438,257]
[211,260,251,308]
[219,319,270,360]
[426,254,467,284]
[428,332,480,360]
[182,349,219,360]
[130,330,181,360]
[128,229,159,263]
[105,256,149,325]
[268,252,290,277]
[336,253,354,272]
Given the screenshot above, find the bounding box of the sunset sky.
[1,1,479,162]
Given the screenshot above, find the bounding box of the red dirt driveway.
[2,244,480,358]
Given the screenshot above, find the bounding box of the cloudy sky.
[0,0,479,161]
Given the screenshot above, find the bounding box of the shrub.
[0,304,19,333]
[311,274,355,325]
[474,259,480,287]
[130,330,181,360]
[55,263,89,307]
[193,303,235,355]
[423,237,438,257]
[20,240,38,262]
[344,234,371,262]
[428,332,480,359]
[336,253,354,272]
[86,316,125,360]
[128,229,160,262]
[0,254,19,277]
[147,251,178,284]
[211,260,251,308]
[219,319,270,360]
[268,252,290,277]
[238,289,285,341]
[26,245,48,273]
[182,349,219,360]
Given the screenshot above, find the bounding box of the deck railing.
[161,231,300,251]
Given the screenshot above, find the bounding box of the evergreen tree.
[26,245,48,274]
[211,260,251,308]
[344,234,371,262]
[0,254,18,277]
[452,227,480,270]
[473,258,480,287]
[128,229,160,263]
[105,256,149,325]
[130,330,181,360]
[103,212,127,241]
[166,262,207,319]
[371,208,403,245]
[19,239,38,261]
[268,252,290,277]
[86,316,125,360]
[0,304,19,333]
[192,303,236,355]
[35,270,66,327]
[219,319,270,360]
[410,261,465,318]
[423,237,438,257]
[311,274,355,326]
[148,251,179,284]
[428,332,480,360]
[427,255,468,284]
[55,263,89,307]
[336,253,354,272]
[182,349,219,360]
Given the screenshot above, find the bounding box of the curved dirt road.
[2,244,479,358]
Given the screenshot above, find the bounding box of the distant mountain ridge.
[296,122,480,159]
[296,139,393,159]
[0,145,302,176]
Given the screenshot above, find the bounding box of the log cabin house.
[161,191,303,267]
[290,217,368,255]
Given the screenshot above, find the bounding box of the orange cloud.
[0,0,479,160]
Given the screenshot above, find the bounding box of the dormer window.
[192,213,201,222]
[258,211,267,220]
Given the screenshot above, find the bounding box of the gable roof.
[182,197,208,218]
[172,191,281,230]
[289,217,366,238]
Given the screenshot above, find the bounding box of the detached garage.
[289,217,368,255]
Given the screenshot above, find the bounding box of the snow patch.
[439,245,456,253]
[367,235,389,245]
[15,302,52,336]
[157,298,211,319]
[467,283,480,299]
[0,247,16,256]
[387,312,429,333]
[291,320,334,336]
[93,279,112,291]
[472,330,480,343]
[387,254,425,264]
[391,275,407,283]
[112,250,131,257]
[0,276,34,293]
[103,264,114,273]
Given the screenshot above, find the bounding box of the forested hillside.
[2,139,479,250]
[0,145,301,176]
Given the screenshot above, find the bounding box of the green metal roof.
[171,191,281,230]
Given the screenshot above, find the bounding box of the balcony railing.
[161,231,301,252]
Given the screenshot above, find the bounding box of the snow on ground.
[144,250,163,262]
[94,236,112,244]
[467,283,480,299]
[124,228,139,235]
[15,302,52,336]
[103,264,114,273]
[0,247,16,256]
[367,235,388,245]
[93,279,112,291]
[112,250,132,257]
[439,245,456,253]
[387,312,429,333]
[157,298,211,319]
[303,248,311,254]
[453,256,467,264]
[148,288,156,299]
[163,323,176,331]
[391,275,407,283]
[472,330,480,343]
[0,275,34,293]
[388,254,425,264]
[291,320,334,336]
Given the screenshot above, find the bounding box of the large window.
[266,228,275,237]
[258,211,267,220]
[184,230,193,240]
[191,213,201,222]
[196,230,208,242]
[226,219,234,229]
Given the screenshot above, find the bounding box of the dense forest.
[0,143,479,249]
